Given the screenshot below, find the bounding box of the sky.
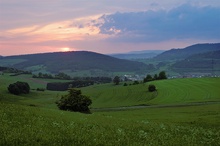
[0,0,220,56]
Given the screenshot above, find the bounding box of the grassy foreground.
[0,102,219,145]
[0,74,220,145]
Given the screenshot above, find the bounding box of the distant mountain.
[154,43,220,61]
[126,50,165,54]
[109,50,164,59]
[0,51,152,74]
[172,50,220,74]
[110,52,160,59]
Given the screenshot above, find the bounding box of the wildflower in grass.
[139,130,148,138]
[117,128,125,136]
[160,123,166,130]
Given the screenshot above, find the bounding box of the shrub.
[133,81,139,85]
[148,84,156,92]
[8,81,30,95]
[36,88,45,91]
[56,88,92,113]
[123,83,128,86]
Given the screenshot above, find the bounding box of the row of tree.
[33,72,71,80]
[143,71,167,83]
[113,71,167,85]
[0,66,31,75]
[47,80,94,91]
[33,72,112,84]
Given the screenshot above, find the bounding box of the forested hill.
[172,50,220,73]
[1,51,150,73]
[154,43,220,61]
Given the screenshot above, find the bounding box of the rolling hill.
[154,43,220,61]
[172,50,220,74]
[0,51,152,74]
[0,73,219,145]
[109,50,164,59]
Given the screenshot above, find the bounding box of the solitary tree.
[56,88,92,113]
[113,76,120,85]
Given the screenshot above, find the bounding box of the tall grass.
[0,102,219,145]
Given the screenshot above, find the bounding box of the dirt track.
[91,101,220,112]
[26,78,48,85]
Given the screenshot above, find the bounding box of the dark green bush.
[37,88,45,91]
[8,81,30,95]
[148,84,156,92]
[123,83,128,86]
[133,81,139,85]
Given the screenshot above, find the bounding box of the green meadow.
[0,74,220,145]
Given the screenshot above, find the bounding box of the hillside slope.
[0,51,151,73]
[172,50,220,74]
[81,78,220,108]
[154,43,220,61]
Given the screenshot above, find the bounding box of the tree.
[123,83,128,86]
[8,81,30,95]
[56,88,92,113]
[144,74,153,83]
[154,74,158,80]
[158,71,167,79]
[148,84,156,92]
[113,76,120,85]
[38,72,43,78]
[133,81,139,85]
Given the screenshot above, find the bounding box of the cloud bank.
[1,1,220,56]
[96,4,220,43]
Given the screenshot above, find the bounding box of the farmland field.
[0,74,219,145]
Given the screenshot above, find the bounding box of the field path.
[92,101,220,112]
[26,77,48,85]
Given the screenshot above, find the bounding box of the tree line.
[33,72,112,83]
[143,71,167,83]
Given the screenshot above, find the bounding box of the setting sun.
[61,47,70,52]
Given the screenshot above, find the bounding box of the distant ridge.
[109,50,164,59]
[0,51,151,73]
[154,43,220,61]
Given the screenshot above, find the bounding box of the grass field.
[0,74,219,145]
[81,78,220,108]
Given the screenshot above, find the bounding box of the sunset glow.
[0,0,219,56]
[61,47,70,52]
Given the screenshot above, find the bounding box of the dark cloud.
[96,4,220,42]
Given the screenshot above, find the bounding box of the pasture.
[0,74,219,145]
